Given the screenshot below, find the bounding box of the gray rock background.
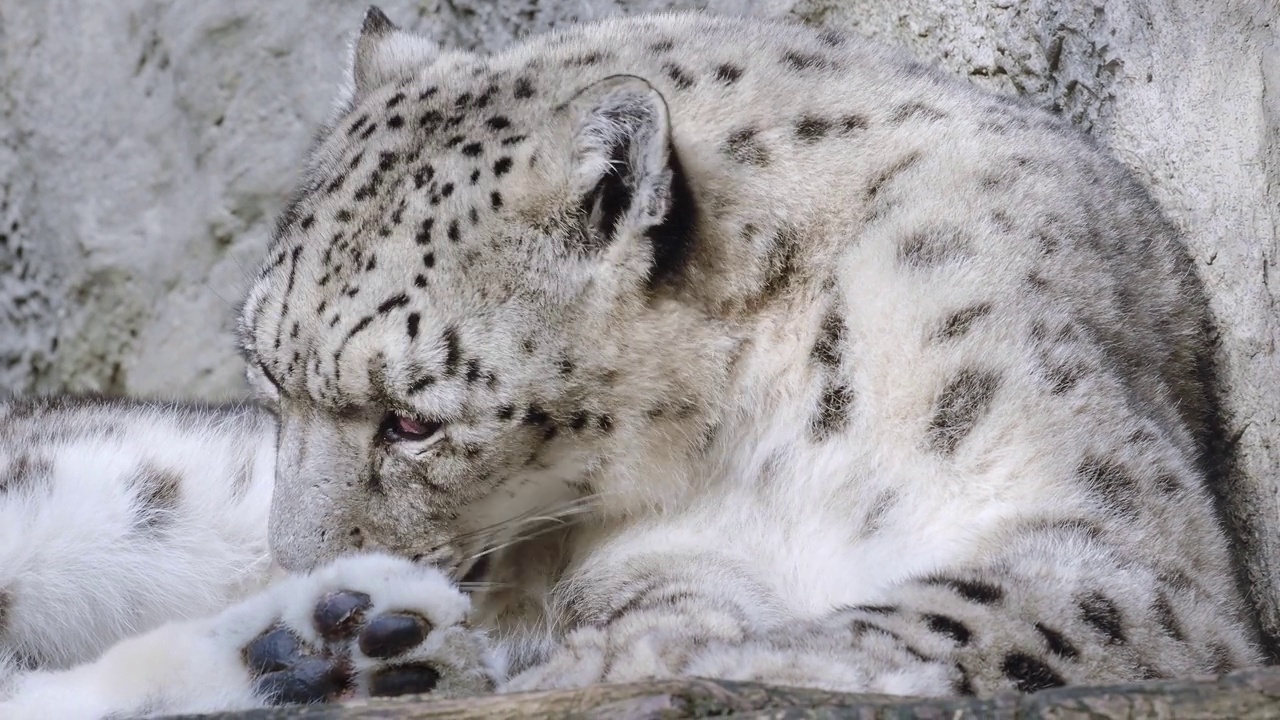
[0,0,1276,654]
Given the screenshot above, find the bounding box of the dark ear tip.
[362,6,397,37]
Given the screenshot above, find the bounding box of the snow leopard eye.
[380,413,444,443]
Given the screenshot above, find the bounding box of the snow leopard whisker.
[463,520,585,564]
[447,494,602,547]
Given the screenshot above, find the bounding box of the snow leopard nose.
[269,417,366,571]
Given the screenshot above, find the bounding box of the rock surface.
[0,0,1276,653]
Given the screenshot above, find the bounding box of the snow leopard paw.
[234,553,500,705]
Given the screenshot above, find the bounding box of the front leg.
[504,530,1258,696]
[503,551,783,692]
[1,554,500,719]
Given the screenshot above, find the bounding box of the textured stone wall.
[1,0,1276,650]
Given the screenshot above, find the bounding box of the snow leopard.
[0,7,1261,717]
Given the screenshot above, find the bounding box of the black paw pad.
[359,612,432,659]
[255,656,351,705]
[244,625,303,675]
[369,662,441,697]
[314,590,373,641]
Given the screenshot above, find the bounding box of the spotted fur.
[0,8,1259,717]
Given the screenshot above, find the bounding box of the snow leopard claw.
[359,611,432,658]
[369,662,441,697]
[314,589,373,641]
[245,626,351,705]
[254,656,351,705]
[244,625,305,674]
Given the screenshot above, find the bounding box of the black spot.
[496,405,514,421]
[359,123,378,140]
[470,169,481,184]
[1078,592,1126,645]
[441,182,455,198]
[923,576,1005,604]
[299,215,316,231]
[1,453,52,494]
[420,110,444,132]
[442,327,462,377]
[0,588,12,634]
[376,294,410,315]
[490,191,504,210]
[1002,652,1065,693]
[841,114,870,132]
[523,405,553,429]
[408,374,436,395]
[132,465,182,533]
[1034,623,1080,660]
[812,311,845,367]
[714,63,743,84]
[493,157,513,176]
[386,92,406,109]
[850,604,898,615]
[419,86,438,100]
[514,77,535,99]
[1046,361,1087,395]
[557,356,574,376]
[795,116,831,142]
[663,63,695,90]
[783,50,835,71]
[866,152,922,201]
[938,303,992,340]
[569,411,590,430]
[343,316,374,345]
[423,253,435,268]
[387,115,405,129]
[347,113,371,136]
[416,218,434,245]
[413,165,436,189]
[924,614,972,645]
[953,664,976,696]
[1152,594,1184,642]
[1208,644,1236,675]
[597,414,614,432]
[444,135,464,148]
[891,102,949,124]
[1076,457,1138,517]
[810,383,855,442]
[568,50,607,65]
[336,209,353,224]
[486,116,511,131]
[461,142,483,157]
[406,313,421,340]
[648,39,675,52]
[818,29,846,47]
[760,228,801,300]
[414,274,427,288]
[899,226,968,268]
[724,127,769,166]
[500,135,527,146]
[447,220,460,242]
[927,369,1000,454]
[465,359,482,384]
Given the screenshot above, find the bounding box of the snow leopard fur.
[0,7,1260,717]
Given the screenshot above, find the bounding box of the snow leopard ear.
[347,7,439,101]
[568,75,696,285]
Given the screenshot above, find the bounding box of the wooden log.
[174,668,1280,720]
